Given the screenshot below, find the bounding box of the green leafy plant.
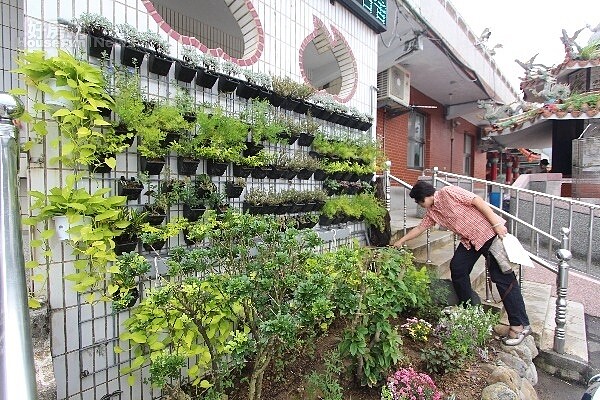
[73,12,115,36]
[141,31,170,55]
[305,350,344,400]
[108,251,150,311]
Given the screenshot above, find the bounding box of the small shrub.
[382,367,443,400]
[401,317,432,342]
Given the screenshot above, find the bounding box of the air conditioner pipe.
[0,92,38,400]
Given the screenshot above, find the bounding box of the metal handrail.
[0,93,38,399]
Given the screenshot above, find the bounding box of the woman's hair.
[409,181,436,203]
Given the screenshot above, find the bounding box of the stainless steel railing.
[0,92,38,399]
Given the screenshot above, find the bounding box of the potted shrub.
[298,116,320,147]
[179,180,207,222]
[73,13,115,59]
[240,99,284,146]
[171,135,202,176]
[276,115,301,145]
[116,23,147,67]
[225,177,246,198]
[142,188,169,225]
[174,45,199,83]
[206,191,229,214]
[142,31,173,76]
[118,176,144,201]
[237,70,262,99]
[108,251,150,311]
[113,207,147,254]
[137,125,168,175]
[218,60,242,93]
[183,210,217,245]
[193,174,216,199]
[196,53,220,89]
[243,187,268,215]
[112,66,144,145]
[139,220,178,252]
[152,102,190,145]
[174,86,197,123]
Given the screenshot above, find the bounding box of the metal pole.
[0,92,38,400]
[554,227,571,354]
[384,160,391,212]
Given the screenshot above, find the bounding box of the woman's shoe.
[502,326,531,346]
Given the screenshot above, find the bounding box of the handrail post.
[554,227,572,354]
[384,160,391,212]
[0,93,38,399]
[432,166,438,187]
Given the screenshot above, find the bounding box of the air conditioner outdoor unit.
[377,65,410,109]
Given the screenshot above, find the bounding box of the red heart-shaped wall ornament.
[142,0,264,65]
[299,16,358,103]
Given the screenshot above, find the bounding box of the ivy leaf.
[28,297,41,309]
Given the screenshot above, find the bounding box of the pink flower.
[385,367,443,400]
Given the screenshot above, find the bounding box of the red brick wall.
[377,87,486,186]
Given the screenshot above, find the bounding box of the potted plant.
[142,31,173,76]
[139,220,182,252]
[171,134,202,176]
[142,188,169,225]
[298,116,320,147]
[196,53,220,89]
[218,60,242,93]
[73,13,115,58]
[108,251,150,311]
[240,99,284,146]
[118,176,144,201]
[243,187,268,214]
[237,70,261,99]
[174,45,199,83]
[179,180,207,222]
[137,125,168,175]
[193,174,216,199]
[183,210,217,245]
[276,115,301,145]
[151,102,190,145]
[206,191,229,214]
[225,177,246,198]
[116,23,147,68]
[174,86,197,123]
[113,207,147,255]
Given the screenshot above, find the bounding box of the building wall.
[0,0,24,91]
[377,87,485,186]
[15,1,379,399]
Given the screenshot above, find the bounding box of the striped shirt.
[418,185,505,250]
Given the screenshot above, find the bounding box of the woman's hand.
[494,224,508,238]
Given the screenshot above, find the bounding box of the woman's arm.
[393,224,428,247]
[472,196,507,237]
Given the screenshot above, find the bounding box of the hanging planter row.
[84,34,372,132]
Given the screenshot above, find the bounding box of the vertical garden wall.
[15,0,381,398]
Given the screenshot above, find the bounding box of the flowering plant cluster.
[381,367,443,400]
[401,317,432,342]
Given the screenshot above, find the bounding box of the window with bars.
[408,112,425,169]
[464,134,472,175]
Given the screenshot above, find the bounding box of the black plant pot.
[177,156,200,176]
[251,167,267,180]
[174,61,197,83]
[143,240,166,252]
[281,97,300,112]
[359,120,373,131]
[269,92,285,108]
[217,74,240,93]
[225,182,245,198]
[319,215,334,227]
[99,106,112,118]
[196,68,219,89]
[243,142,264,157]
[294,100,310,115]
[118,178,144,201]
[327,112,342,124]
[277,131,299,145]
[266,167,283,180]
[310,105,327,120]
[148,53,173,76]
[236,81,259,99]
[139,156,166,175]
[114,238,138,255]
[280,169,297,180]
[145,213,167,226]
[313,169,326,181]
[87,34,114,59]
[89,153,115,174]
[120,45,147,68]
[183,112,197,123]
[160,131,180,147]
[296,169,313,180]
[112,287,140,310]
[233,164,252,178]
[256,88,272,101]
[297,132,315,147]
[206,160,228,176]
[243,202,262,215]
[183,204,206,222]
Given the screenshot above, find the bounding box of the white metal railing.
[381,164,574,354]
